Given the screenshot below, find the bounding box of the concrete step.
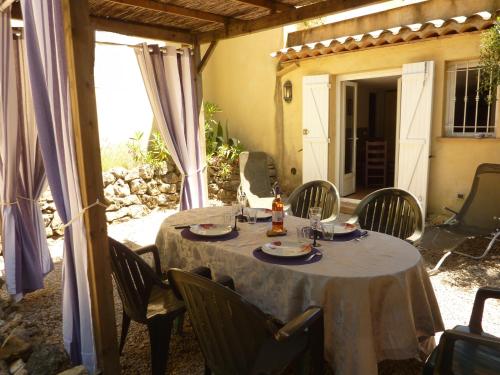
[340,197,359,215]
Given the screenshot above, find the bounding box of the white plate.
[261,241,312,258]
[189,224,232,237]
[333,223,358,235]
[255,208,272,219]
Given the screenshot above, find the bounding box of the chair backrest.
[108,237,161,323]
[455,163,500,234]
[168,269,278,375]
[287,180,340,221]
[352,188,424,242]
[239,151,273,199]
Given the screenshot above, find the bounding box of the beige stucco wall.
[203,31,500,216]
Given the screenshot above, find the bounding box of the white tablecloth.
[156,207,444,375]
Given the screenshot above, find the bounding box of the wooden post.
[61,0,120,373]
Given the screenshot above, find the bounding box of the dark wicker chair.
[286,180,340,222]
[108,238,210,375]
[423,287,500,375]
[346,187,424,243]
[167,268,325,375]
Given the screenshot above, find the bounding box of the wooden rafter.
[91,16,194,44]
[198,0,383,42]
[108,0,229,24]
[197,40,218,73]
[234,0,294,13]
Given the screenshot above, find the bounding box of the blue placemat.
[181,228,239,242]
[309,229,367,242]
[253,247,322,265]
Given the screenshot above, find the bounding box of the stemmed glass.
[237,189,247,222]
[231,201,240,231]
[308,207,322,247]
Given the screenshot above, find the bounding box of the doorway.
[339,74,401,198]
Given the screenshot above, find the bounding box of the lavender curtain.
[135,44,207,210]
[0,8,52,299]
[20,0,96,370]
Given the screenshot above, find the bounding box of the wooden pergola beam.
[109,0,229,24]
[234,0,294,13]
[62,0,120,373]
[198,0,383,43]
[197,40,218,73]
[91,16,194,44]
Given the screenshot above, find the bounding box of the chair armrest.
[436,329,500,373]
[406,230,423,244]
[275,306,323,342]
[345,215,358,225]
[215,275,235,290]
[135,245,162,277]
[190,266,212,280]
[469,286,500,333]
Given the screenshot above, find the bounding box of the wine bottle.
[272,186,284,232]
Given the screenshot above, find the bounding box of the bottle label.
[272,210,283,223]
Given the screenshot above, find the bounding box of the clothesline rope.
[0,198,108,229]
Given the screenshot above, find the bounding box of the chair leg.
[173,313,185,336]
[453,230,500,260]
[147,315,174,375]
[119,312,131,355]
[204,363,212,375]
[308,317,324,375]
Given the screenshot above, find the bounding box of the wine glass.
[308,207,322,247]
[237,191,247,221]
[231,201,240,231]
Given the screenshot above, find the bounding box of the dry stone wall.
[40,155,278,238]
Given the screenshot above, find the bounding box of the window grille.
[445,61,498,137]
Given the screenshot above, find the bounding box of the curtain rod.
[95,40,191,55]
[0,0,16,13]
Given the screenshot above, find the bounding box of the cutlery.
[305,251,321,262]
[174,225,191,229]
[355,231,369,241]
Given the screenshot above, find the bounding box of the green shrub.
[127,131,171,170]
[479,18,500,103]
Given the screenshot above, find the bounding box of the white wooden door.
[340,81,358,196]
[302,75,330,183]
[396,61,435,216]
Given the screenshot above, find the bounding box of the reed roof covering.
[84,0,380,44]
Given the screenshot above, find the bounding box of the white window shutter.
[302,75,330,183]
[397,61,435,216]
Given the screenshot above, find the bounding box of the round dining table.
[155,207,444,375]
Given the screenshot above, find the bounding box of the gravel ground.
[7,209,500,374]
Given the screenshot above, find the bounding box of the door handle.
[303,129,309,135]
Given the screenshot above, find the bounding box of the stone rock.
[42,213,53,227]
[115,194,141,207]
[9,358,25,374]
[124,168,140,182]
[0,313,22,336]
[138,164,154,180]
[113,179,130,198]
[140,195,159,209]
[26,344,70,375]
[147,180,160,196]
[208,183,219,194]
[0,336,32,362]
[128,205,150,219]
[56,365,88,375]
[102,172,115,186]
[110,167,127,179]
[162,172,179,184]
[157,194,168,206]
[103,184,115,200]
[51,212,64,236]
[105,203,120,212]
[158,183,170,193]
[105,207,129,222]
[167,193,179,202]
[44,201,56,213]
[40,189,53,202]
[156,161,169,176]
[129,179,147,195]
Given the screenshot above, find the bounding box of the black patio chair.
[108,237,210,375]
[285,180,340,222]
[422,163,500,262]
[167,268,325,375]
[346,187,424,243]
[423,286,500,375]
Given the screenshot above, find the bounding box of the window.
[445,61,498,137]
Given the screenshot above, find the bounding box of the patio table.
[156,207,444,375]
